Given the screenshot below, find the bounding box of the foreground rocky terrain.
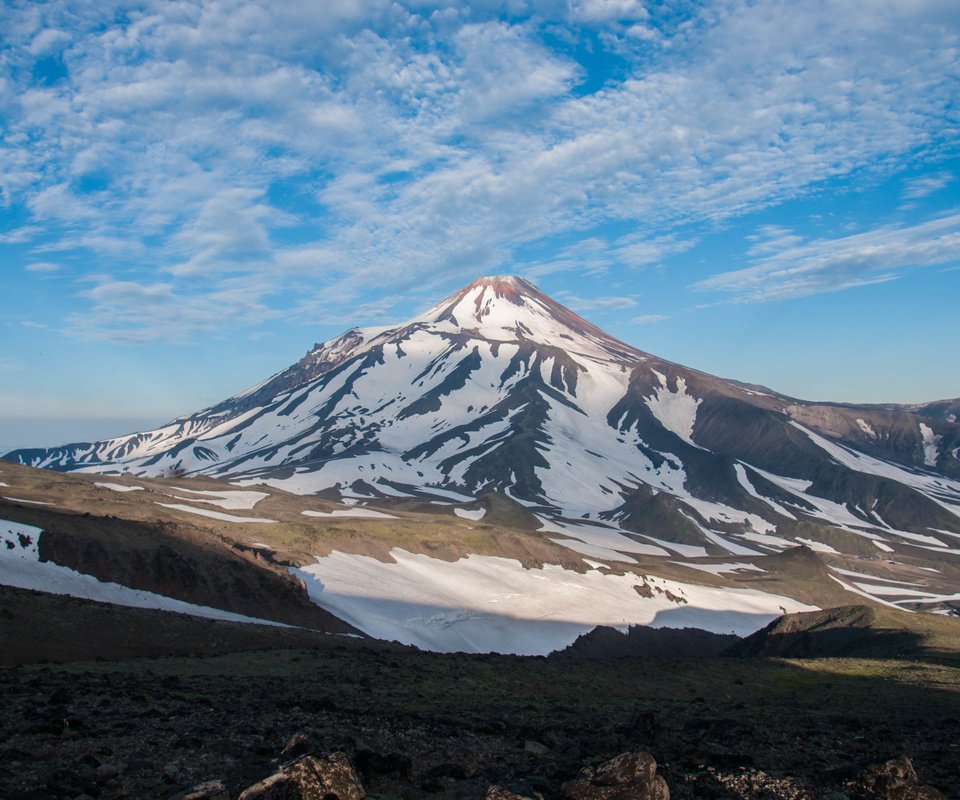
[1,621,958,800]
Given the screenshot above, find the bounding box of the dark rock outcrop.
[554,624,740,659]
[237,753,364,800]
[847,756,947,800]
[562,752,669,800]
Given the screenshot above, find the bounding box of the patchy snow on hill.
[155,503,277,524]
[302,508,397,519]
[95,482,145,492]
[293,548,815,655]
[168,486,269,509]
[0,519,287,626]
[919,423,941,467]
[646,370,702,448]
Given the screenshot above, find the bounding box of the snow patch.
[646,372,703,448]
[302,508,397,520]
[674,562,766,576]
[95,482,145,493]
[3,497,53,506]
[856,419,877,439]
[0,519,287,626]
[155,503,277,524]
[795,538,839,554]
[454,507,487,520]
[168,486,269,510]
[919,423,941,467]
[294,548,816,655]
[548,538,639,563]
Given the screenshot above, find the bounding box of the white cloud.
[693,213,960,302]
[1,0,958,340]
[631,314,669,324]
[25,261,60,272]
[555,292,638,311]
[28,28,70,55]
[903,171,954,200]
[567,0,649,23]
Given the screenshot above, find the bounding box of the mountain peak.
[451,275,538,305]
[414,275,638,361]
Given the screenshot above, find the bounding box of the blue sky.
[2,0,959,451]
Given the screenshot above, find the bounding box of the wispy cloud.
[1,0,958,339]
[693,213,960,302]
[902,171,954,200]
[631,314,669,324]
[555,292,638,312]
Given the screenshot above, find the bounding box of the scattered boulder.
[524,739,550,756]
[280,731,316,760]
[486,786,541,800]
[847,756,947,800]
[562,752,669,800]
[354,748,412,779]
[171,780,231,800]
[237,753,364,800]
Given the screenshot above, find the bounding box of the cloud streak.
[693,213,960,302]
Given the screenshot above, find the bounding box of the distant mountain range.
[6,275,960,571]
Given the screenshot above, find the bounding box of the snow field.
[294,548,815,655]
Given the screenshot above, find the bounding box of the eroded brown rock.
[237,753,364,800]
[849,756,947,800]
[562,752,669,800]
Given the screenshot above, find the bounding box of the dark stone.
[562,752,669,800]
[486,786,540,800]
[355,749,412,779]
[237,752,364,800]
[421,763,467,781]
[281,731,317,760]
[169,779,231,800]
[848,756,947,800]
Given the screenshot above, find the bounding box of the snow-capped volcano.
[6,276,960,565]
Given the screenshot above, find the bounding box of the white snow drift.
[294,548,815,655]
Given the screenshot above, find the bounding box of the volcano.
[6,275,960,565]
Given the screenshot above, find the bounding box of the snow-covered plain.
[0,519,287,626]
[294,548,815,655]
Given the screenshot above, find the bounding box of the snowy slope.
[6,276,960,562]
